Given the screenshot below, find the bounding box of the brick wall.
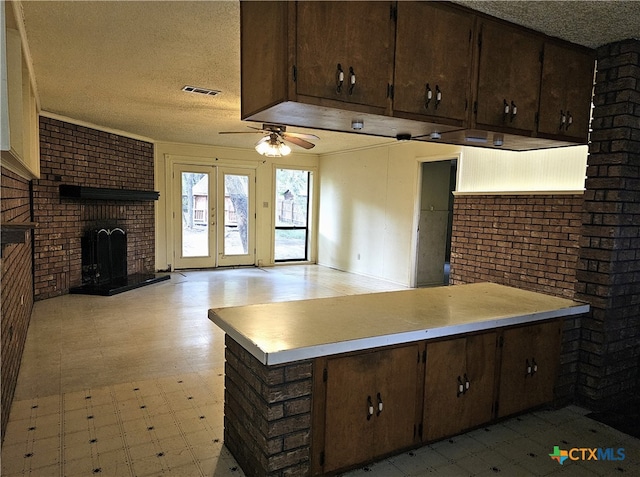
[449,193,584,403]
[450,194,583,299]
[224,335,312,477]
[575,39,640,408]
[32,117,155,299]
[1,167,35,442]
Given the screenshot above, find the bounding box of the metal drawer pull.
[377,392,383,415]
[348,67,356,95]
[435,85,442,108]
[511,101,517,121]
[336,64,344,93]
[457,375,464,397]
[464,373,470,391]
[367,395,374,420]
[525,358,538,376]
[425,83,433,108]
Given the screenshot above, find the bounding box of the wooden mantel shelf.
[1,221,37,249]
[59,185,160,201]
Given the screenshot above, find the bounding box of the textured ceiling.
[13,1,640,155]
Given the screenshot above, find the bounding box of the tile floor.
[2,265,639,476]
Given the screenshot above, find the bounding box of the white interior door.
[217,167,256,267]
[173,164,217,269]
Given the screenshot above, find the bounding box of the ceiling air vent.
[181,85,221,96]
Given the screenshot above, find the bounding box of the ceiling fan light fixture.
[255,136,291,157]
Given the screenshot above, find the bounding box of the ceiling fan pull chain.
[336,63,344,94]
[349,67,356,95]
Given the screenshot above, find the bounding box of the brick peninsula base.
[224,336,313,477]
[211,283,589,477]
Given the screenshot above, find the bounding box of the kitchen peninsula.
[208,283,589,477]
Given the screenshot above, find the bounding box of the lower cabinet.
[423,331,497,442]
[314,343,421,474]
[312,320,562,475]
[496,319,563,418]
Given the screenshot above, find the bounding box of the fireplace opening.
[71,226,169,296]
[82,227,127,285]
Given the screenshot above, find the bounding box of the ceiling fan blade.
[218,131,262,134]
[283,131,320,140]
[284,136,315,150]
[219,125,265,134]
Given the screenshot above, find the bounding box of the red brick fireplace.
[32,117,157,300]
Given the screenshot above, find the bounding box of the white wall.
[154,142,319,271]
[317,142,588,287]
[457,145,588,193]
[318,141,461,286]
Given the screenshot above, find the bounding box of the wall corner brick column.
[224,335,312,477]
[575,39,640,408]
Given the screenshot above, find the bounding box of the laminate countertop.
[208,282,589,365]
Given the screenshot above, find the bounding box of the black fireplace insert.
[71,226,169,296]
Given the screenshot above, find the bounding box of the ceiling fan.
[219,123,319,157]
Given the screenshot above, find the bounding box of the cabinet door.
[295,1,395,109]
[371,344,420,457]
[394,2,474,123]
[475,18,543,133]
[497,320,562,418]
[423,332,496,442]
[537,42,595,140]
[323,344,420,473]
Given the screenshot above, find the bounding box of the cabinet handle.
[425,83,433,109]
[503,99,510,116]
[457,375,464,397]
[464,373,470,392]
[435,85,442,109]
[566,111,573,129]
[348,67,356,95]
[376,392,383,415]
[531,358,538,375]
[526,358,532,377]
[510,101,517,121]
[367,395,374,420]
[560,110,566,130]
[336,64,344,94]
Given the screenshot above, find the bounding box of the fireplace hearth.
[70,226,169,296]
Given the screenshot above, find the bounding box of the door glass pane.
[224,174,249,255]
[275,169,309,261]
[181,172,209,257]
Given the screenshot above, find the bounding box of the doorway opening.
[416,160,457,287]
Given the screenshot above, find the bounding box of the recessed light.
[181,85,221,96]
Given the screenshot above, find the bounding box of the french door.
[217,168,256,267]
[173,164,255,269]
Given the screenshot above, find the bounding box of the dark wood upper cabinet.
[475,18,544,134]
[537,42,595,141]
[393,2,474,125]
[295,1,395,111]
[240,1,594,150]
